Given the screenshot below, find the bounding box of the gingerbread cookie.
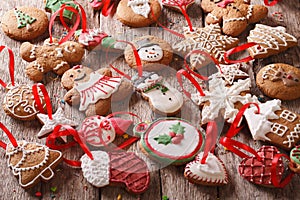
[61,66,122,116]
[124,36,173,71]
[184,152,228,186]
[80,150,150,194]
[247,24,297,59]
[1,7,48,41]
[6,140,62,189]
[244,99,300,151]
[289,146,300,173]
[219,63,250,85]
[201,0,268,36]
[256,63,300,101]
[162,0,195,12]
[173,24,239,68]
[20,38,85,82]
[78,115,133,147]
[116,0,162,27]
[132,71,183,116]
[191,73,258,125]
[45,0,78,23]
[3,84,46,121]
[134,118,204,165]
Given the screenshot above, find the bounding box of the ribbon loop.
[0,122,18,150]
[0,46,15,88]
[271,153,294,188]
[224,42,258,64]
[264,0,281,6]
[201,121,218,164]
[32,83,53,120]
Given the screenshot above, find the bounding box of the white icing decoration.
[223,17,246,24]
[55,48,63,58]
[207,13,218,21]
[246,5,253,19]
[138,44,163,62]
[247,24,297,57]
[283,123,300,148]
[75,72,122,111]
[33,61,44,72]
[146,120,200,158]
[185,152,227,184]
[271,123,288,137]
[173,24,239,65]
[37,107,78,138]
[280,110,297,122]
[6,141,62,188]
[78,28,102,46]
[3,84,45,119]
[80,151,110,187]
[79,116,116,147]
[219,63,249,85]
[191,74,258,124]
[128,0,151,18]
[244,99,281,141]
[54,61,68,70]
[29,45,37,59]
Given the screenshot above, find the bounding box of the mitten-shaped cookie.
[201,0,268,36]
[132,71,183,116]
[61,65,122,116]
[81,150,150,194]
[20,38,85,82]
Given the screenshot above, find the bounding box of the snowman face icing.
[138,44,163,62]
[128,0,151,18]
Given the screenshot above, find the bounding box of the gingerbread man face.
[201,0,268,36]
[20,38,85,82]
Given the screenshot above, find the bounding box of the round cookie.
[289,146,300,173]
[116,0,162,27]
[256,63,300,101]
[1,7,48,41]
[124,35,173,71]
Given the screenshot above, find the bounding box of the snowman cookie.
[124,36,173,71]
[116,0,162,27]
[134,118,204,165]
[132,72,183,116]
[61,66,123,116]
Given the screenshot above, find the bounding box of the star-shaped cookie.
[173,24,239,68]
[37,107,78,139]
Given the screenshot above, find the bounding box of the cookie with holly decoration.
[289,146,300,173]
[134,118,204,165]
[1,7,48,41]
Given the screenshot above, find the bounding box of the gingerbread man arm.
[64,88,81,106]
[61,41,85,63]
[246,5,268,23]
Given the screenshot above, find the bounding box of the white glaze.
[80,151,110,187]
[128,0,151,18]
[219,63,249,85]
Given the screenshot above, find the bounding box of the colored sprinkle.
[60,99,66,104]
[117,194,122,200]
[162,195,169,200]
[35,192,42,197]
[122,134,129,139]
[50,186,57,193]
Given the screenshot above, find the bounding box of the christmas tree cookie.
[45,0,78,23]
[1,7,48,41]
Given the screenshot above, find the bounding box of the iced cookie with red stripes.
[80,150,150,194]
[134,118,204,165]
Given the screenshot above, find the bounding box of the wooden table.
[0,0,299,199]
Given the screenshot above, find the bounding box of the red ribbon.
[0,122,18,150]
[32,83,53,120]
[224,42,258,64]
[176,69,205,98]
[46,125,94,166]
[264,0,281,6]
[201,121,218,164]
[49,5,81,44]
[0,46,15,88]
[271,153,294,188]
[217,0,234,8]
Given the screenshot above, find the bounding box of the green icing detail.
[14,8,36,29]
[154,134,172,145]
[101,37,116,48]
[45,0,78,20]
[144,83,169,93]
[170,122,185,135]
[75,29,83,37]
[290,147,300,165]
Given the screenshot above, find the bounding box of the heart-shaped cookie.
[184,152,228,186]
[238,146,284,187]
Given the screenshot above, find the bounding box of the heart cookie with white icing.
[184,152,228,186]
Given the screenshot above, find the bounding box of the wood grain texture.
[0,0,299,199]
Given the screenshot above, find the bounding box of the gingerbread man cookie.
[61,66,123,116]
[1,7,48,41]
[201,0,268,36]
[20,38,85,82]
